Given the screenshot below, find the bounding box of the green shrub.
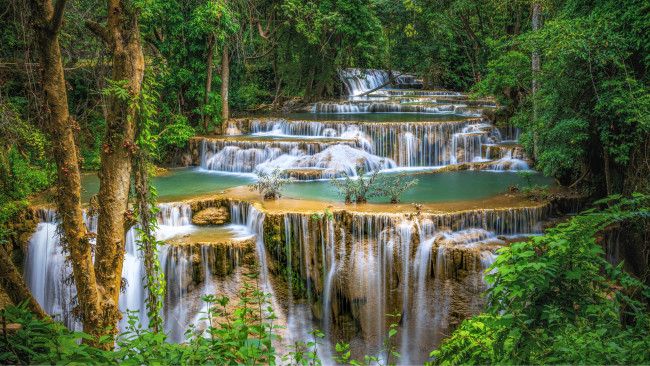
[249,168,287,200]
[157,115,196,161]
[431,194,650,365]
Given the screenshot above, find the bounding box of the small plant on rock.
[516,169,535,187]
[331,162,383,203]
[249,168,286,200]
[377,175,419,203]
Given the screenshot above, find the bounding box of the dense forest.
[1,0,649,364]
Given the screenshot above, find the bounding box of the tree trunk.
[604,147,613,197]
[304,64,315,101]
[85,0,145,348]
[532,2,542,97]
[204,34,215,134]
[532,1,542,159]
[220,45,229,126]
[29,0,100,327]
[0,244,48,318]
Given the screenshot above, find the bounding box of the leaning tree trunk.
[29,0,100,323]
[531,1,542,159]
[220,45,229,126]
[204,33,215,134]
[85,0,145,348]
[0,244,47,318]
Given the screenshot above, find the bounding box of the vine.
[103,74,168,332]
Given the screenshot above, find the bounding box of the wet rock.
[192,207,230,225]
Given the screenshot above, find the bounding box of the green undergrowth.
[431,194,650,365]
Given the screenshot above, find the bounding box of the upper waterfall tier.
[309,101,485,116]
[185,117,531,177]
[339,68,422,95]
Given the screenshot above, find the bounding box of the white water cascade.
[195,118,528,175]
[339,69,421,96]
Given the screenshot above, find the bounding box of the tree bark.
[85,0,145,348]
[532,2,542,98]
[0,244,48,319]
[29,0,100,328]
[204,34,215,134]
[604,147,613,197]
[220,45,229,125]
[532,1,542,159]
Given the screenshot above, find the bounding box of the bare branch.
[84,19,110,43]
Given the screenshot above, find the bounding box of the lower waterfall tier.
[23,194,582,364]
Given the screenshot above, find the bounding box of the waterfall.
[23,210,149,332]
[321,219,337,336]
[262,204,550,363]
[24,210,78,330]
[311,102,476,115]
[339,69,392,96]
[338,69,432,96]
[489,149,530,171]
[212,118,501,168]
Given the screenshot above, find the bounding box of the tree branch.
[50,0,67,33]
[84,19,110,43]
[357,63,422,97]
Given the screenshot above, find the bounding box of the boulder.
[192,207,230,226]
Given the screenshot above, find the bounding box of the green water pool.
[282,170,554,203]
[81,168,255,203]
[80,168,553,204]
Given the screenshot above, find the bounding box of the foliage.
[0,268,279,365]
[515,169,535,187]
[138,0,237,129]
[0,101,53,205]
[281,329,324,365]
[330,163,383,203]
[432,194,650,365]
[156,115,196,160]
[376,175,418,204]
[520,184,549,203]
[0,303,115,365]
[311,210,334,221]
[249,168,287,200]
[280,0,384,99]
[474,0,650,194]
[130,71,167,332]
[333,312,403,365]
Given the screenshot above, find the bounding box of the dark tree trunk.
[204,34,215,134]
[220,45,229,125]
[532,2,542,159]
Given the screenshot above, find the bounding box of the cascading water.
[24,209,149,332]
[24,194,556,364]
[194,118,528,173]
[261,204,549,364]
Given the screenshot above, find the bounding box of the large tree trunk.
[531,1,542,159]
[29,0,100,325]
[220,46,229,125]
[85,0,145,348]
[204,34,215,134]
